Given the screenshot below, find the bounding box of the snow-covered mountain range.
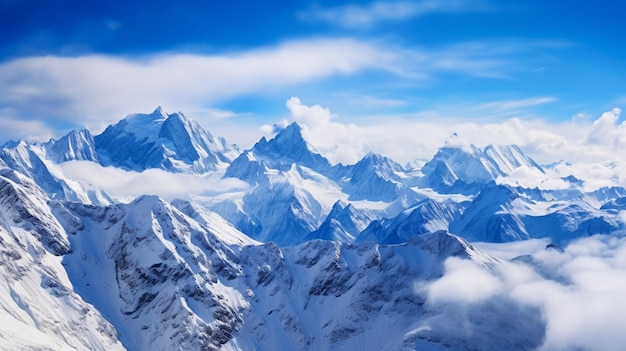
[1,108,624,350]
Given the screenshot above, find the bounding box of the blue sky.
[1,0,625,163]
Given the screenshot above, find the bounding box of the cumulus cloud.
[57,161,248,202]
[425,257,503,304]
[586,108,624,146]
[285,96,334,127]
[423,235,626,351]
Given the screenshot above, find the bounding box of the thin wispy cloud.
[473,97,557,111]
[299,0,482,28]
[423,39,572,79]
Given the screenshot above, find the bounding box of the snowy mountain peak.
[226,122,332,181]
[305,200,379,242]
[94,108,239,173]
[276,121,304,141]
[0,138,65,198]
[338,151,406,202]
[354,151,404,174]
[482,144,544,175]
[269,122,328,167]
[0,170,70,256]
[117,107,169,140]
[421,143,542,191]
[45,127,99,163]
[152,105,166,116]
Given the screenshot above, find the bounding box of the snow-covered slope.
[52,189,541,351]
[0,169,124,351]
[0,140,65,198]
[0,139,115,205]
[55,195,254,351]
[221,164,347,245]
[421,144,544,193]
[95,107,239,173]
[358,198,466,244]
[232,231,529,351]
[306,201,379,242]
[449,182,619,243]
[45,128,100,164]
[338,152,406,202]
[218,123,421,245]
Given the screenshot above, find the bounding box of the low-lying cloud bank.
[57,160,248,202]
[421,234,626,351]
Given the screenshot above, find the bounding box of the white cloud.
[496,166,571,191]
[57,161,249,202]
[299,0,478,28]
[351,95,408,108]
[424,234,626,351]
[586,107,624,146]
[0,38,393,136]
[425,257,503,304]
[0,108,55,143]
[285,96,334,127]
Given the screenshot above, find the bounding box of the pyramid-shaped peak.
[423,143,542,182]
[227,121,332,180]
[273,122,307,145]
[353,151,404,175]
[328,200,350,216]
[123,106,168,123]
[284,121,302,132]
[266,122,328,167]
[94,108,238,173]
[362,151,381,160]
[152,106,167,117]
[46,127,99,163]
[165,110,190,121]
[360,151,397,165]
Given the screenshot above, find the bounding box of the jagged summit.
[226,122,332,181]
[337,151,406,202]
[45,127,99,163]
[421,144,543,192]
[306,200,377,242]
[259,122,331,171]
[116,106,169,140]
[357,198,464,244]
[94,107,239,173]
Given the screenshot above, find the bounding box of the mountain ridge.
[1,107,624,350]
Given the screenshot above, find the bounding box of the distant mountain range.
[1,108,623,350]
